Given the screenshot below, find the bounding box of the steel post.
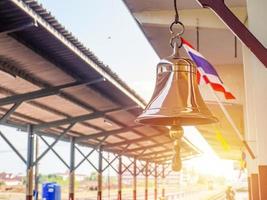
[69,137,75,200]
[145,161,148,200]
[26,125,34,200]
[162,164,165,198]
[97,148,103,200]
[118,156,122,200]
[133,158,137,200]
[154,163,157,200]
[34,135,39,200]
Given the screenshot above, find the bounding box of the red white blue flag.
[181,37,235,100]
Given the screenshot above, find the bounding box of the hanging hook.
[169,35,183,49]
[169,0,185,49]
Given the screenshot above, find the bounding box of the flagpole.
[207,84,256,159]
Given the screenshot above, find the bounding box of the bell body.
[136,54,217,126]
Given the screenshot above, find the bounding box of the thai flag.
[181,37,235,100]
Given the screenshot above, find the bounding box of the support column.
[118,156,122,200]
[34,135,39,200]
[145,161,148,200]
[154,163,157,200]
[243,0,267,199]
[133,157,137,200]
[69,137,75,200]
[162,164,165,199]
[26,125,34,200]
[243,45,260,200]
[249,174,260,200]
[97,148,103,200]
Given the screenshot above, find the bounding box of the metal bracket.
[0,78,105,106]
[0,21,37,35]
[196,0,267,68]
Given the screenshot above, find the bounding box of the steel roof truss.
[74,135,108,171]
[0,78,104,106]
[33,106,132,130]
[39,135,70,169]
[33,123,75,166]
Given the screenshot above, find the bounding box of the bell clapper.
[169,126,184,171]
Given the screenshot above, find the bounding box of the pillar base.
[118,190,122,200]
[69,193,74,200]
[26,195,32,200]
[259,165,267,200]
[145,189,148,200]
[248,176,252,200]
[133,190,137,200]
[97,191,102,200]
[250,173,260,200]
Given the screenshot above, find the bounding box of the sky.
[0,0,235,177]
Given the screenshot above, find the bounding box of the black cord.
[174,0,179,23]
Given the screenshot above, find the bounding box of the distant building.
[57,171,87,182]
[0,172,23,186]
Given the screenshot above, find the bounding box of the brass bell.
[136,42,217,126]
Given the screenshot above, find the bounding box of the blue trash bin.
[42,182,61,200]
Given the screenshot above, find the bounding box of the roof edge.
[11,0,146,108]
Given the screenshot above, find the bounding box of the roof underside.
[123,0,246,160]
[0,0,200,164]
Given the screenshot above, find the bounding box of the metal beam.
[69,137,75,200]
[0,78,104,106]
[196,0,267,68]
[151,154,173,162]
[122,159,134,175]
[97,147,103,200]
[75,147,97,171]
[133,157,137,200]
[133,7,246,29]
[74,136,108,170]
[118,156,122,200]
[125,141,172,153]
[33,106,132,130]
[0,102,22,123]
[77,125,141,141]
[0,130,26,164]
[39,135,70,169]
[102,144,130,172]
[104,132,164,148]
[33,135,39,200]
[26,125,34,200]
[0,21,37,34]
[154,163,158,200]
[142,149,172,158]
[145,161,148,200]
[33,123,75,165]
[161,164,165,199]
